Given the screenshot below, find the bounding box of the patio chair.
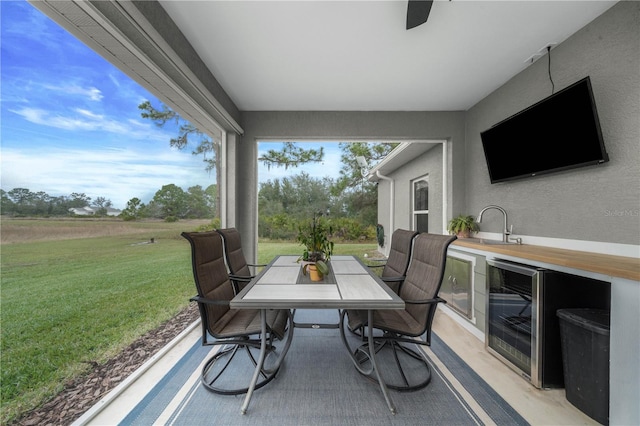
[368,228,419,294]
[182,230,293,395]
[341,232,457,391]
[216,227,267,293]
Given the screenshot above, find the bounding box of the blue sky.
[1,1,343,209]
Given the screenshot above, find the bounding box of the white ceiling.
[159,0,616,112]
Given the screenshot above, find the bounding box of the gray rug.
[120,310,527,425]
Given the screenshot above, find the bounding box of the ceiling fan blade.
[406,0,433,30]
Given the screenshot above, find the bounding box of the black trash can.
[557,309,610,425]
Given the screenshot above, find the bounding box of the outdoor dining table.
[230,254,405,414]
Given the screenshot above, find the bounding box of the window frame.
[411,174,429,233]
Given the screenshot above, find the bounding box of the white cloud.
[42,83,103,102]
[11,107,87,130]
[76,109,104,120]
[9,107,169,142]
[2,2,56,48]
[108,73,121,88]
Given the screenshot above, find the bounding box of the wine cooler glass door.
[486,260,542,386]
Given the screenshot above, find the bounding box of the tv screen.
[480,76,609,184]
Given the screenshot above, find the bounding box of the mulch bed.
[12,303,200,426]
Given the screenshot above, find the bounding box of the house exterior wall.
[464,1,639,247]
[377,144,444,251]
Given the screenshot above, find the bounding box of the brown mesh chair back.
[398,233,457,338]
[216,228,251,277]
[379,229,418,293]
[182,230,235,334]
[216,228,265,292]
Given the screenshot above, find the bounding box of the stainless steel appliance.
[486,259,610,389]
[442,254,473,319]
[486,259,547,387]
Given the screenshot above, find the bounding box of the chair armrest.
[404,296,446,306]
[229,274,254,282]
[247,263,267,268]
[190,295,230,306]
[367,264,385,270]
[381,275,405,284]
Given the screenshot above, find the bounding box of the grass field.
[0,217,378,423]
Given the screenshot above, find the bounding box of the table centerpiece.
[297,212,334,281]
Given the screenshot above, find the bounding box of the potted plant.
[447,214,479,238]
[297,212,334,281]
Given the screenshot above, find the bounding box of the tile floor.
[434,307,598,425]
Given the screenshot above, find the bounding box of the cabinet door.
[442,257,455,304]
[443,256,473,319]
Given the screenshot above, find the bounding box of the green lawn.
[0,219,378,423]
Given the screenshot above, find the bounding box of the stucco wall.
[464,1,639,246]
[377,144,444,249]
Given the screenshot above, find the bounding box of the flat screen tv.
[480,76,609,184]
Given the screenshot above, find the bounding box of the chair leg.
[200,311,295,396]
[345,335,434,392]
[200,342,280,396]
[383,339,433,392]
[202,344,240,391]
[390,340,411,388]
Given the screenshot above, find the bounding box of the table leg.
[339,309,397,412]
[367,309,397,414]
[240,309,267,414]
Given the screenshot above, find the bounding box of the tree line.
[1,188,100,217]
[1,168,375,240]
[0,184,218,221]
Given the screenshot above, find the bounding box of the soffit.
[369,142,441,180]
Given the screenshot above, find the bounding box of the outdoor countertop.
[452,238,640,281]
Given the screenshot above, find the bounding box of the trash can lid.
[557,308,610,335]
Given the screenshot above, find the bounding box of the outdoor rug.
[120,310,528,425]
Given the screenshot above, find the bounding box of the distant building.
[68,206,122,216]
[68,206,95,216]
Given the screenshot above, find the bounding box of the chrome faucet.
[476,205,518,243]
